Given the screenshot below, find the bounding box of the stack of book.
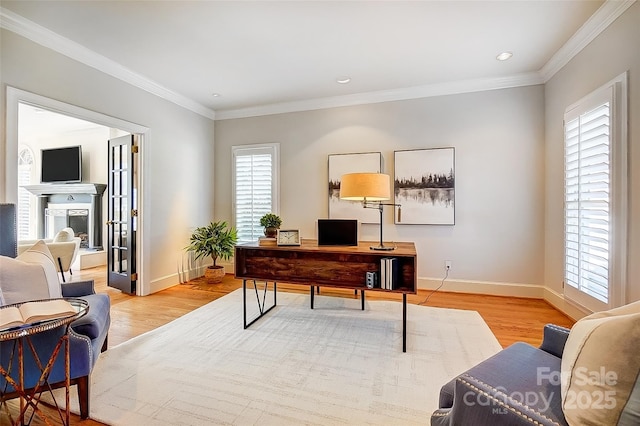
[380,257,400,290]
[258,237,277,246]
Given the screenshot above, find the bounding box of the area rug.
[64,289,502,425]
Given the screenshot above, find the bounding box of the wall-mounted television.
[41,146,82,183]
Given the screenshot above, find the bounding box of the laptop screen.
[317,219,358,246]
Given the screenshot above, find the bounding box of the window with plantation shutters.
[232,143,279,243]
[17,146,34,240]
[563,74,627,312]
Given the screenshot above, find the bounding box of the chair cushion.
[0,241,62,305]
[561,301,640,426]
[53,229,74,242]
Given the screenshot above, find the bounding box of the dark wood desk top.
[237,239,416,256]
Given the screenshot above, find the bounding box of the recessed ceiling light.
[336,77,351,84]
[496,52,513,61]
[211,93,221,97]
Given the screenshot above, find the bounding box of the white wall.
[215,85,546,295]
[544,2,640,316]
[1,29,216,295]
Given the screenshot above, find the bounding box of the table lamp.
[339,172,401,251]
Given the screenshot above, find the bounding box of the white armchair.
[18,228,81,282]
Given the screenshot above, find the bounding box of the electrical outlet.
[445,260,452,270]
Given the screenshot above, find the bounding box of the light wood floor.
[2,266,574,425]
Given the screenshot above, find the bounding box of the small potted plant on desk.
[185,221,237,283]
[260,213,282,238]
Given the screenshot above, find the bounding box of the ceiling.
[1,1,615,120]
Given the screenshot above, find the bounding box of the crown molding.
[215,72,543,120]
[0,7,216,121]
[3,0,633,122]
[539,0,636,82]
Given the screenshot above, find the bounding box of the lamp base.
[370,244,395,251]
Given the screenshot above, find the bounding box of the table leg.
[310,286,315,309]
[65,333,70,423]
[18,339,24,425]
[361,290,365,310]
[403,293,407,353]
[243,280,277,329]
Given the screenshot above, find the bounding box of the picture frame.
[276,229,301,246]
[394,148,455,225]
[328,152,382,223]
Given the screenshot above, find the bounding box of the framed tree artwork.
[394,148,455,225]
[328,152,382,223]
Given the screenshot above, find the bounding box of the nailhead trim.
[547,324,570,335]
[458,374,561,426]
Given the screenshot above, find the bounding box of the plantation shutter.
[233,144,279,243]
[563,74,627,313]
[564,100,611,309]
[17,147,34,240]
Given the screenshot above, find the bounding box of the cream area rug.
[68,289,501,425]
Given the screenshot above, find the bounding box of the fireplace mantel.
[23,183,106,196]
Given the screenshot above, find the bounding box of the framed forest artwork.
[328,152,382,223]
[394,148,455,225]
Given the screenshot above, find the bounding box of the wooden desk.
[235,239,417,352]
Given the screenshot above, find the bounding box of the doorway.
[4,87,149,295]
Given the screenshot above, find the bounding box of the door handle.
[106,220,113,225]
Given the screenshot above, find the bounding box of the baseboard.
[218,259,234,272]
[418,277,545,299]
[149,272,181,295]
[73,249,106,270]
[542,287,589,321]
[150,262,585,321]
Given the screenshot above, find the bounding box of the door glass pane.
[120,146,128,170]
[113,171,121,195]
[112,248,120,273]
[120,223,128,247]
[112,145,120,167]
[121,171,128,196]
[113,199,121,221]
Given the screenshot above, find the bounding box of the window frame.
[231,143,280,243]
[563,72,628,312]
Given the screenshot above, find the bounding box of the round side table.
[0,298,88,426]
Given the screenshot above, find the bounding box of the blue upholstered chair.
[0,204,110,420]
[432,304,640,426]
[431,324,570,425]
[0,203,17,258]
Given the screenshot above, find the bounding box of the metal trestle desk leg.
[243,280,277,329]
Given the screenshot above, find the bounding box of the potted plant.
[260,213,282,238]
[185,221,238,283]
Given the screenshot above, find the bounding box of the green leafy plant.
[259,213,282,229]
[185,221,238,267]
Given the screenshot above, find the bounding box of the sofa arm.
[538,324,570,358]
[61,280,96,297]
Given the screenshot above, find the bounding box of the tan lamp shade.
[340,173,391,201]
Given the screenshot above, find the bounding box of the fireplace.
[46,204,91,248]
[23,183,107,250]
